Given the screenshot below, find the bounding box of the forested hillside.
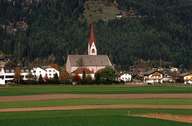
[0,0,192,69]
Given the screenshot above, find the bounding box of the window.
[92,49,95,53]
[5,76,14,79]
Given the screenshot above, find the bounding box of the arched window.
[92,49,95,53]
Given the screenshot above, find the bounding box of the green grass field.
[0,109,192,126]
[0,85,192,96]
[0,99,192,109]
[1,85,192,125]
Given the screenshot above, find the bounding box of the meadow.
[1,85,192,125]
[0,109,192,126]
[0,85,192,96]
[0,99,192,109]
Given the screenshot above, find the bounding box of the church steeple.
[88,23,97,56]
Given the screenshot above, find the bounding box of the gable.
[151,72,162,76]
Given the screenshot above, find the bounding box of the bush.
[95,67,116,84]
[20,80,38,85]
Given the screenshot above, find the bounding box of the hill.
[0,0,192,69]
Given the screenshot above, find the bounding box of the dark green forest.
[0,0,192,69]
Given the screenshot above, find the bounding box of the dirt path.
[1,93,192,102]
[134,113,192,123]
[1,104,192,112]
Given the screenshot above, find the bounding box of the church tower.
[88,23,97,56]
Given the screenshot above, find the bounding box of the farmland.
[0,99,192,109]
[1,85,192,125]
[0,85,192,96]
[0,110,192,126]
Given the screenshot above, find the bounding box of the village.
[0,24,192,85]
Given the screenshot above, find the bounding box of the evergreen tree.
[38,74,44,84]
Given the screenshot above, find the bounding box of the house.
[170,67,179,72]
[72,67,94,79]
[31,67,46,79]
[182,73,192,85]
[144,70,163,84]
[0,68,14,85]
[66,23,112,76]
[161,73,175,83]
[31,66,60,79]
[0,67,30,85]
[42,66,60,78]
[129,60,151,78]
[118,73,132,82]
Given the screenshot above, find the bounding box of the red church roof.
[88,23,96,45]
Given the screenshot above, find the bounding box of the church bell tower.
[88,23,97,56]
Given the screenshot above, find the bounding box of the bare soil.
[134,113,192,123]
[1,93,192,102]
[0,104,192,112]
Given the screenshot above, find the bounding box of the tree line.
[0,0,192,70]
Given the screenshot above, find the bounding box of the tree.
[52,73,59,83]
[1,0,192,69]
[38,74,44,84]
[60,69,71,81]
[73,74,81,82]
[95,67,116,83]
[14,67,22,84]
[82,70,86,81]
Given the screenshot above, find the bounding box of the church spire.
[88,23,97,55]
[88,23,96,45]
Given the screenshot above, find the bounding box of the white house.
[31,67,46,79]
[170,67,179,72]
[118,73,132,82]
[31,66,59,79]
[144,70,163,84]
[0,67,30,85]
[0,65,60,85]
[43,66,60,79]
[183,73,192,85]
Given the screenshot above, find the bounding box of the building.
[31,67,46,79]
[118,73,132,82]
[66,55,112,74]
[88,23,97,56]
[66,23,112,77]
[144,70,163,84]
[31,66,60,79]
[0,67,29,85]
[161,73,175,83]
[72,67,94,79]
[183,73,192,85]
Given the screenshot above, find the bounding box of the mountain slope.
[0,0,192,69]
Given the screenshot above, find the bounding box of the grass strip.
[0,99,192,109]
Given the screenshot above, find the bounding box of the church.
[66,24,112,76]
